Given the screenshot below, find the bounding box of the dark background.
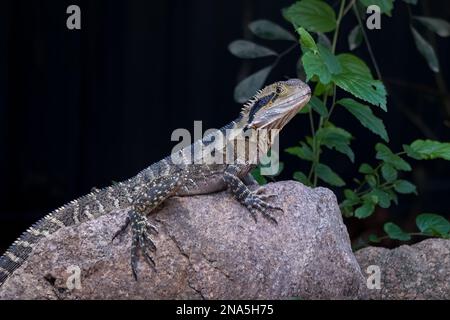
[0,0,449,252]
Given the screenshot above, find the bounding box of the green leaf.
[384,222,411,241]
[368,234,381,243]
[381,163,397,182]
[315,163,345,187]
[359,0,394,16]
[228,40,278,59]
[344,189,359,202]
[249,20,297,41]
[283,0,337,33]
[308,96,328,117]
[359,163,374,174]
[297,27,318,53]
[313,81,333,97]
[394,180,417,194]
[302,51,331,84]
[348,25,363,51]
[375,143,411,171]
[251,167,267,185]
[333,74,387,110]
[293,171,311,186]
[414,16,450,37]
[416,213,450,237]
[317,126,354,162]
[337,54,373,80]
[318,44,342,75]
[285,142,314,161]
[365,175,377,188]
[411,27,440,73]
[369,188,391,208]
[234,66,272,103]
[337,98,389,142]
[355,200,375,218]
[406,140,450,161]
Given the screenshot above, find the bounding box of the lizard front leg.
[224,165,283,223]
[114,172,184,280]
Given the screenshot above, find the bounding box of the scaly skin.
[0,79,311,285]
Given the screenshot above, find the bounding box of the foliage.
[228,0,450,245]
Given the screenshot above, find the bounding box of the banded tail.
[0,182,135,287]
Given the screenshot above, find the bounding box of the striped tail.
[0,182,133,288]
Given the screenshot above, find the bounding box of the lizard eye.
[275,86,282,94]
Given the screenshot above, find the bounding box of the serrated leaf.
[308,96,328,117]
[234,66,272,103]
[375,143,411,171]
[359,0,394,16]
[315,163,345,186]
[411,27,440,73]
[348,25,363,51]
[337,54,373,79]
[317,126,354,162]
[228,40,278,59]
[249,20,296,41]
[381,163,397,182]
[318,44,342,75]
[414,16,450,37]
[416,213,450,237]
[333,74,387,110]
[384,222,411,241]
[283,0,337,33]
[394,180,417,194]
[406,140,450,161]
[285,142,314,161]
[355,200,375,218]
[302,51,331,84]
[251,167,267,185]
[293,171,311,186]
[337,98,389,141]
[359,163,374,174]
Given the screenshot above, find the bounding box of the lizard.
[0,78,311,286]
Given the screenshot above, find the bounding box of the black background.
[0,0,449,252]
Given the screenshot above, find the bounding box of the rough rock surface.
[0,181,364,300]
[356,239,450,299]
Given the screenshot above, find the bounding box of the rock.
[355,239,450,299]
[0,181,364,300]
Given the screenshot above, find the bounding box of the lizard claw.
[129,211,158,280]
[244,190,283,224]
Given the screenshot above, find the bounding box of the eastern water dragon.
[0,78,311,286]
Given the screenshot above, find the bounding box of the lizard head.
[240,78,311,131]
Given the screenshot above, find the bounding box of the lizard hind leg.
[113,172,184,280]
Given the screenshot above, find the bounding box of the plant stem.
[353,3,382,80]
[310,0,347,186]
